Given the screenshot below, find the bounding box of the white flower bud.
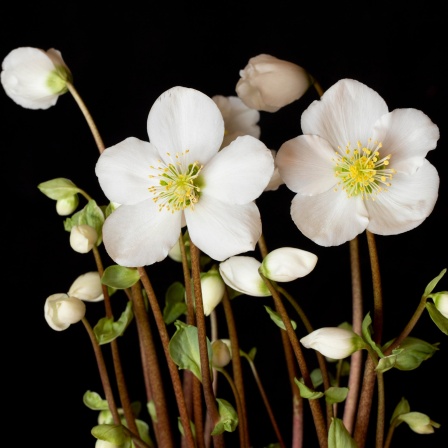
[219,256,271,297]
[236,54,312,113]
[68,271,104,302]
[95,441,120,448]
[433,292,448,318]
[260,247,318,282]
[70,224,98,253]
[44,293,86,331]
[201,270,225,316]
[211,339,232,367]
[300,327,365,359]
[56,195,79,216]
[397,412,441,434]
[1,47,72,110]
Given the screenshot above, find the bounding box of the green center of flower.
[148,150,203,212]
[333,139,396,199]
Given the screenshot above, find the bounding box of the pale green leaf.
[37,177,81,200]
[211,398,239,435]
[94,301,134,344]
[325,387,349,405]
[328,418,357,448]
[264,305,297,331]
[102,265,140,289]
[423,268,447,297]
[163,281,187,324]
[294,378,324,399]
[91,424,127,444]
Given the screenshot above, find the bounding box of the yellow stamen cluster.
[333,139,396,200]
[148,150,203,212]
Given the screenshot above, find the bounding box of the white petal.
[366,160,439,235]
[277,134,336,194]
[147,86,224,165]
[95,137,158,205]
[372,108,440,174]
[201,135,274,204]
[185,195,261,261]
[301,79,388,148]
[102,199,182,267]
[290,190,368,246]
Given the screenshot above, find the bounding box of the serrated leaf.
[102,265,140,289]
[264,305,297,331]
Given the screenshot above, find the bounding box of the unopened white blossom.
[44,293,86,331]
[236,54,312,112]
[69,224,98,254]
[1,47,72,109]
[433,292,448,318]
[300,327,366,359]
[260,247,318,282]
[219,256,271,297]
[68,271,104,302]
[56,195,79,216]
[200,269,226,316]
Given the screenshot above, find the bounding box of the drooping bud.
[200,269,226,316]
[396,412,441,434]
[219,256,271,297]
[236,54,313,112]
[70,224,98,253]
[433,291,448,318]
[211,339,232,367]
[68,271,104,302]
[56,195,79,216]
[44,293,86,331]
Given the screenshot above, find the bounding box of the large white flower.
[276,79,440,246]
[1,47,72,109]
[96,86,274,267]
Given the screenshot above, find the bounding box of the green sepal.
[63,199,105,245]
[328,417,357,448]
[375,353,399,373]
[264,305,297,331]
[91,423,128,445]
[147,400,157,423]
[211,398,239,435]
[163,281,187,324]
[361,313,384,358]
[101,265,140,289]
[94,301,134,345]
[294,378,324,399]
[169,321,212,382]
[423,268,447,297]
[425,301,448,335]
[325,387,349,405]
[83,390,109,410]
[37,177,81,200]
[390,397,411,423]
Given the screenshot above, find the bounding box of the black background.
[2,2,447,447]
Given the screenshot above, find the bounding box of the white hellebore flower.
[236,54,313,113]
[212,95,260,149]
[69,224,98,254]
[219,256,271,297]
[200,269,226,316]
[433,292,448,318]
[95,86,274,267]
[68,271,104,302]
[260,247,318,282]
[300,327,366,359]
[1,47,72,110]
[44,293,86,331]
[276,78,440,246]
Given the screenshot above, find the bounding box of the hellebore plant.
[3,47,447,448]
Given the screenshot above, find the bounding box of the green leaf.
[328,417,357,448]
[376,354,398,373]
[423,268,447,297]
[361,313,384,358]
[83,390,109,410]
[325,387,349,405]
[37,177,82,200]
[264,305,297,331]
[169,321,212,382]
[310,368,323,388]
[147,400,157,423]
[102,265,140,289]
[91,423,128,445]
[294,378,324,399]
[211,398,239,435]
[426,302,448,335]
[163,281,187,324]
[390,397,411,423]
[94,301,134,344]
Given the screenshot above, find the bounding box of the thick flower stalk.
[276,78,440,246]
[96,86,274,267]
[1,47,72,109]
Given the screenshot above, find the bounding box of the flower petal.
[95,137,158,205]
[147,86,224,165]
[277,134,336,194]
[366,160,439,235]
[185,195,261,261]
[301,79,388,148]
[372,108,440,174]
[290,190,368,246]
[201,135,274,204]
[102,199,182,267]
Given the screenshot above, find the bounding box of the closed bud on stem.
[260,247,318,282]
[56,195,79,216]
[70,224,98,253]
[396,412,441,434]
[44,293,86,331]
[200,269,225,316]
[236,54,313,112]
[300,327,366,359]
[211,339,232,367]
[68,271,104,302]
[432,291,448,318]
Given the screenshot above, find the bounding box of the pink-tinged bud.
[68,271,104,302]
[69,224,98,253]
[44,293,86,331]
[236,54,312,112]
